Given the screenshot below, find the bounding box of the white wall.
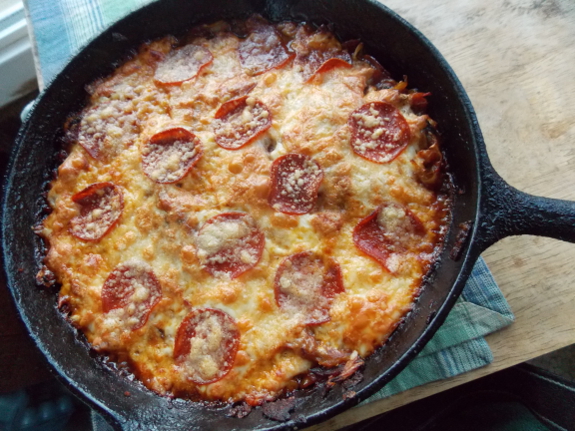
[0,1,37,107]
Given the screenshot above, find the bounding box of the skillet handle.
[475,164,575,252]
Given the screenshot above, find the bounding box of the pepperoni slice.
[213,96,272,150]
[141,128,203,184]
[313,57,352,77]
[77,107,104,159]
[69,182,123,241]
[101,260,162,331]
[174,308,240,385]
[196,212,265,278]
[268,154,323,215]
[238,20,294,76]
[294,27,353,82]
[154,45,213,86]
[353,203,426,273]
[348,102,411,164]
[274,252,344,326]
[214,96,249,119]
[75,99,140,160]
[298,51,352,82]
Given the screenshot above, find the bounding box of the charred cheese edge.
[39,19,451,403]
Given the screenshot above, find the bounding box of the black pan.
[3,0,575,430]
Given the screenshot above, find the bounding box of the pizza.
[37,16,451,407]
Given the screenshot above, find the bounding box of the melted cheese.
[39,19,451,403]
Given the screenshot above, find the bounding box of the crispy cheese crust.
[39,18,451,404]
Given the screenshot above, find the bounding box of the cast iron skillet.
[3,0,575,429]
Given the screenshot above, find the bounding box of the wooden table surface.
[1,0,574,428]
[309,0,575,429]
